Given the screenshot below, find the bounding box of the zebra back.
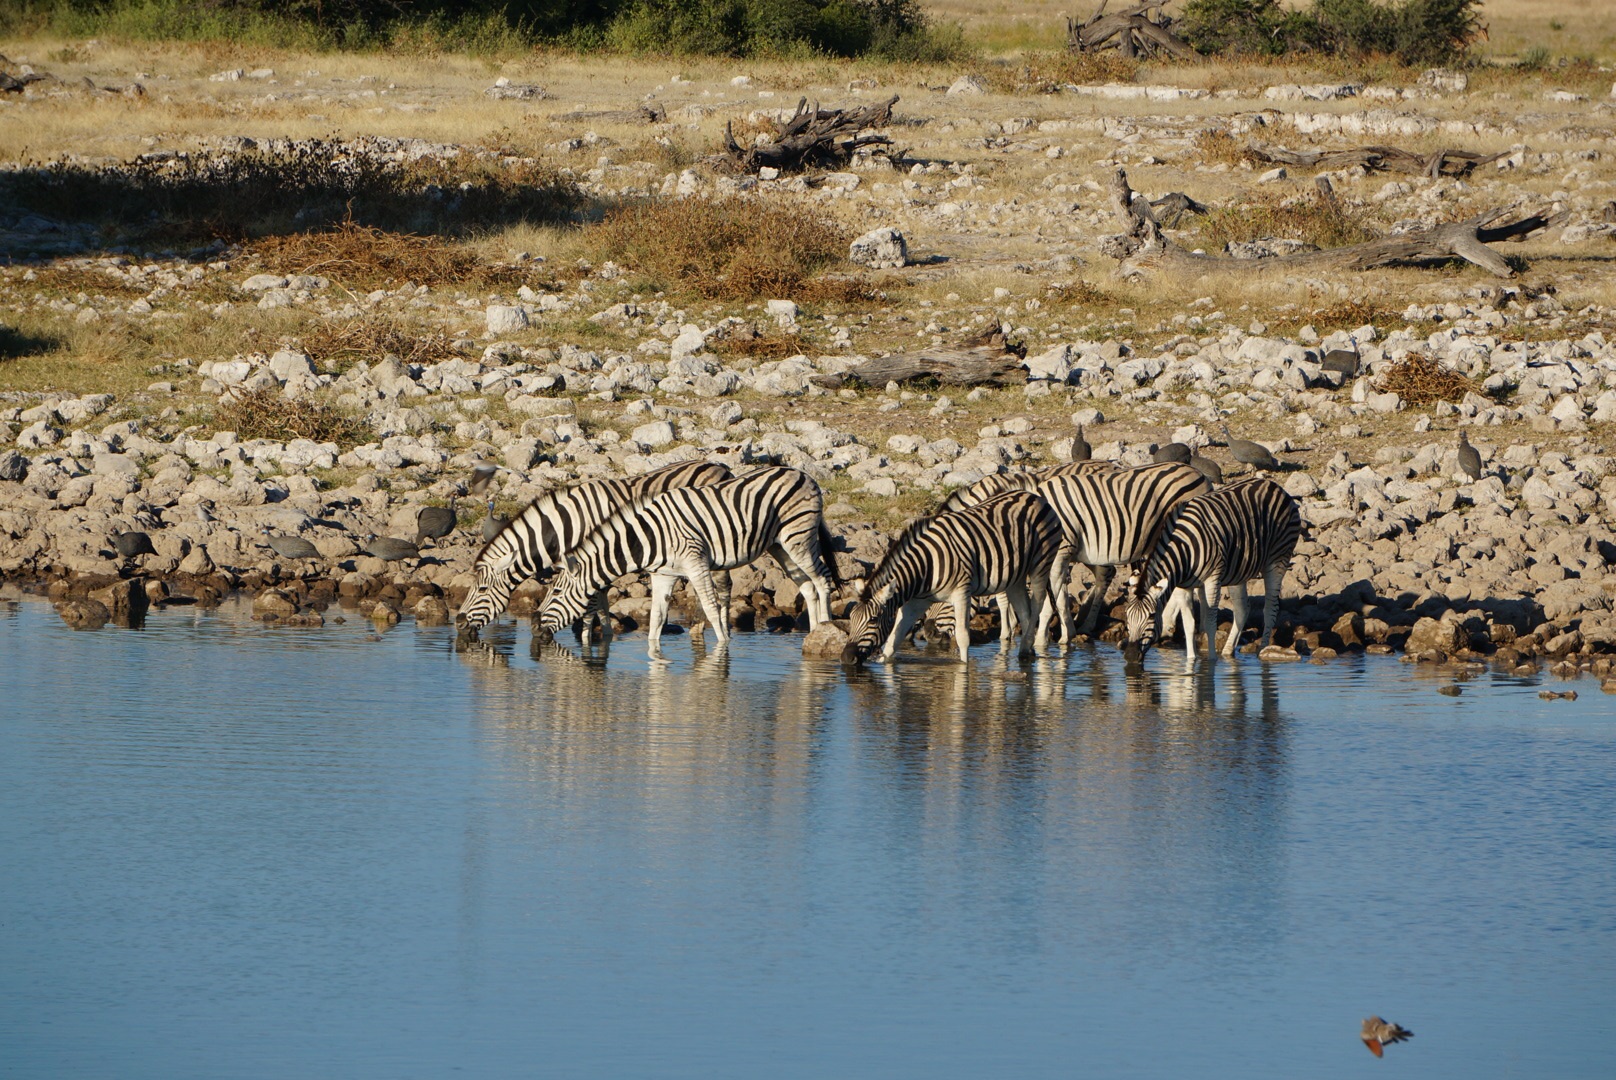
[936,460,1113,514]
[847,490,1063,653]
[1034,461,1210,566]
[1138,476,1301,596]
[538,466,832,632]
[457,459,732,631]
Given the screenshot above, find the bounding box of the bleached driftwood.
[1100,168,1565,279]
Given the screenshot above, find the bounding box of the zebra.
[455,459,732,638]
[532,466,839,659]
[929,460,1116,646]
[842,490,1064,666]
[1122,476,1302,669]
[927,461,1209,650]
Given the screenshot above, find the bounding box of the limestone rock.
[486,305,530,336]
[849,227,908,270]
[55,598,110,630]
[802,620,851,659]
[1404,616,1466,655]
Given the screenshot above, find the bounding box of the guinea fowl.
[1069,425,1091,462]
[1457,430,1482,480]
[1221,425,1281,471]
[1189,453,1224,485]
[482,499,509,542]
[1151,442,1191,465]
[414,495,458,547]
[112,530,156,564]
[261,526,319,568]
[363,535,420,563]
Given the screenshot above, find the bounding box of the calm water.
[2,593,1613,1079]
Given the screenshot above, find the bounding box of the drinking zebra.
[842,490,1064,665]
[928,461,1210,649]
[1122,476,1302,669]
[532,466,839,659]
[931,461,1115,646]
[455,459,732,637]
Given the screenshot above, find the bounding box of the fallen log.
[1099,168,1565,279]
[723,95,898,174]
[552,103,666,125]
[814,344,1027,390]
[1247,142,1505,178]
[1067,1,1198,61]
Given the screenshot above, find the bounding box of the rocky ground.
[2,44,1615,682]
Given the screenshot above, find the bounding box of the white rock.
[731,75,752,87]
[1258,167,1287,183]
[241,273,289,292]
[766,299,799,324]
[486,305,529,336]
[632,420,677,449]
[1024,344,1075,382]
[946,75,986,96]
[849,227,908,270]
[669,326,708,363]
[267,349,314,383]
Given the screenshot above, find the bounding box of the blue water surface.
[1,594,1612,1079]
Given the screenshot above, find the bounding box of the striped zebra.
[842,490,1063,665]
[533,466,838,659]
[930,461,1116,646]
[456,459,732,637]
[928,461,1209,649]
[1122,476,1302,668]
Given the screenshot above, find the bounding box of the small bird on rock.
[1070,425,1091,462]
[1361,1016,1413,1058]
[261,526,320,569]
[1222,425,1281,471]
[1322,348,1361,378]
[1457,430,1482,481]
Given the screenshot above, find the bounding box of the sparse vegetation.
[297,316,463,372]
[1192,188,1379,252]
[1375,354,1476,405]
[212,384,370,445]
[245,221,534,291]
[589,197,851,300]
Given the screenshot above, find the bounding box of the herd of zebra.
[454,453,1304,670]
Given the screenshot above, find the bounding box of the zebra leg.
[1262,564,1284,649]
[686,564,731,650]
[770,542,830,628]
[952,589,974,664]
[882,599,929,663]
[1008,577,1041,660]
[1224,583,1250,658]
[647,573,677,660]
[996,592,1014,649]
[1201,578,1222,666]
[1078,564,1115,637]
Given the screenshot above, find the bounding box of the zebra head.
[456,535,526,637]
[1122,571,1170,661]
[531,562,597,645]
[840,583,898,666]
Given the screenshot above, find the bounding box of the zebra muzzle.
[840,642,866,667]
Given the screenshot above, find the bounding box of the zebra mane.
[858,514,935,603]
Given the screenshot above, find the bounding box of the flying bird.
[1361,1016,1413,1058]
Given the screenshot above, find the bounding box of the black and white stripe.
[456,459,732,634]
[843,490,1063,664]
[534,466,838,658]
[1123,476,1302,667]
[1031,461,1212,645]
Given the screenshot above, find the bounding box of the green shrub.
[1178,0,1482,65]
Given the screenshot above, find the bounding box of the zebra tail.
[819,522,842,589]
